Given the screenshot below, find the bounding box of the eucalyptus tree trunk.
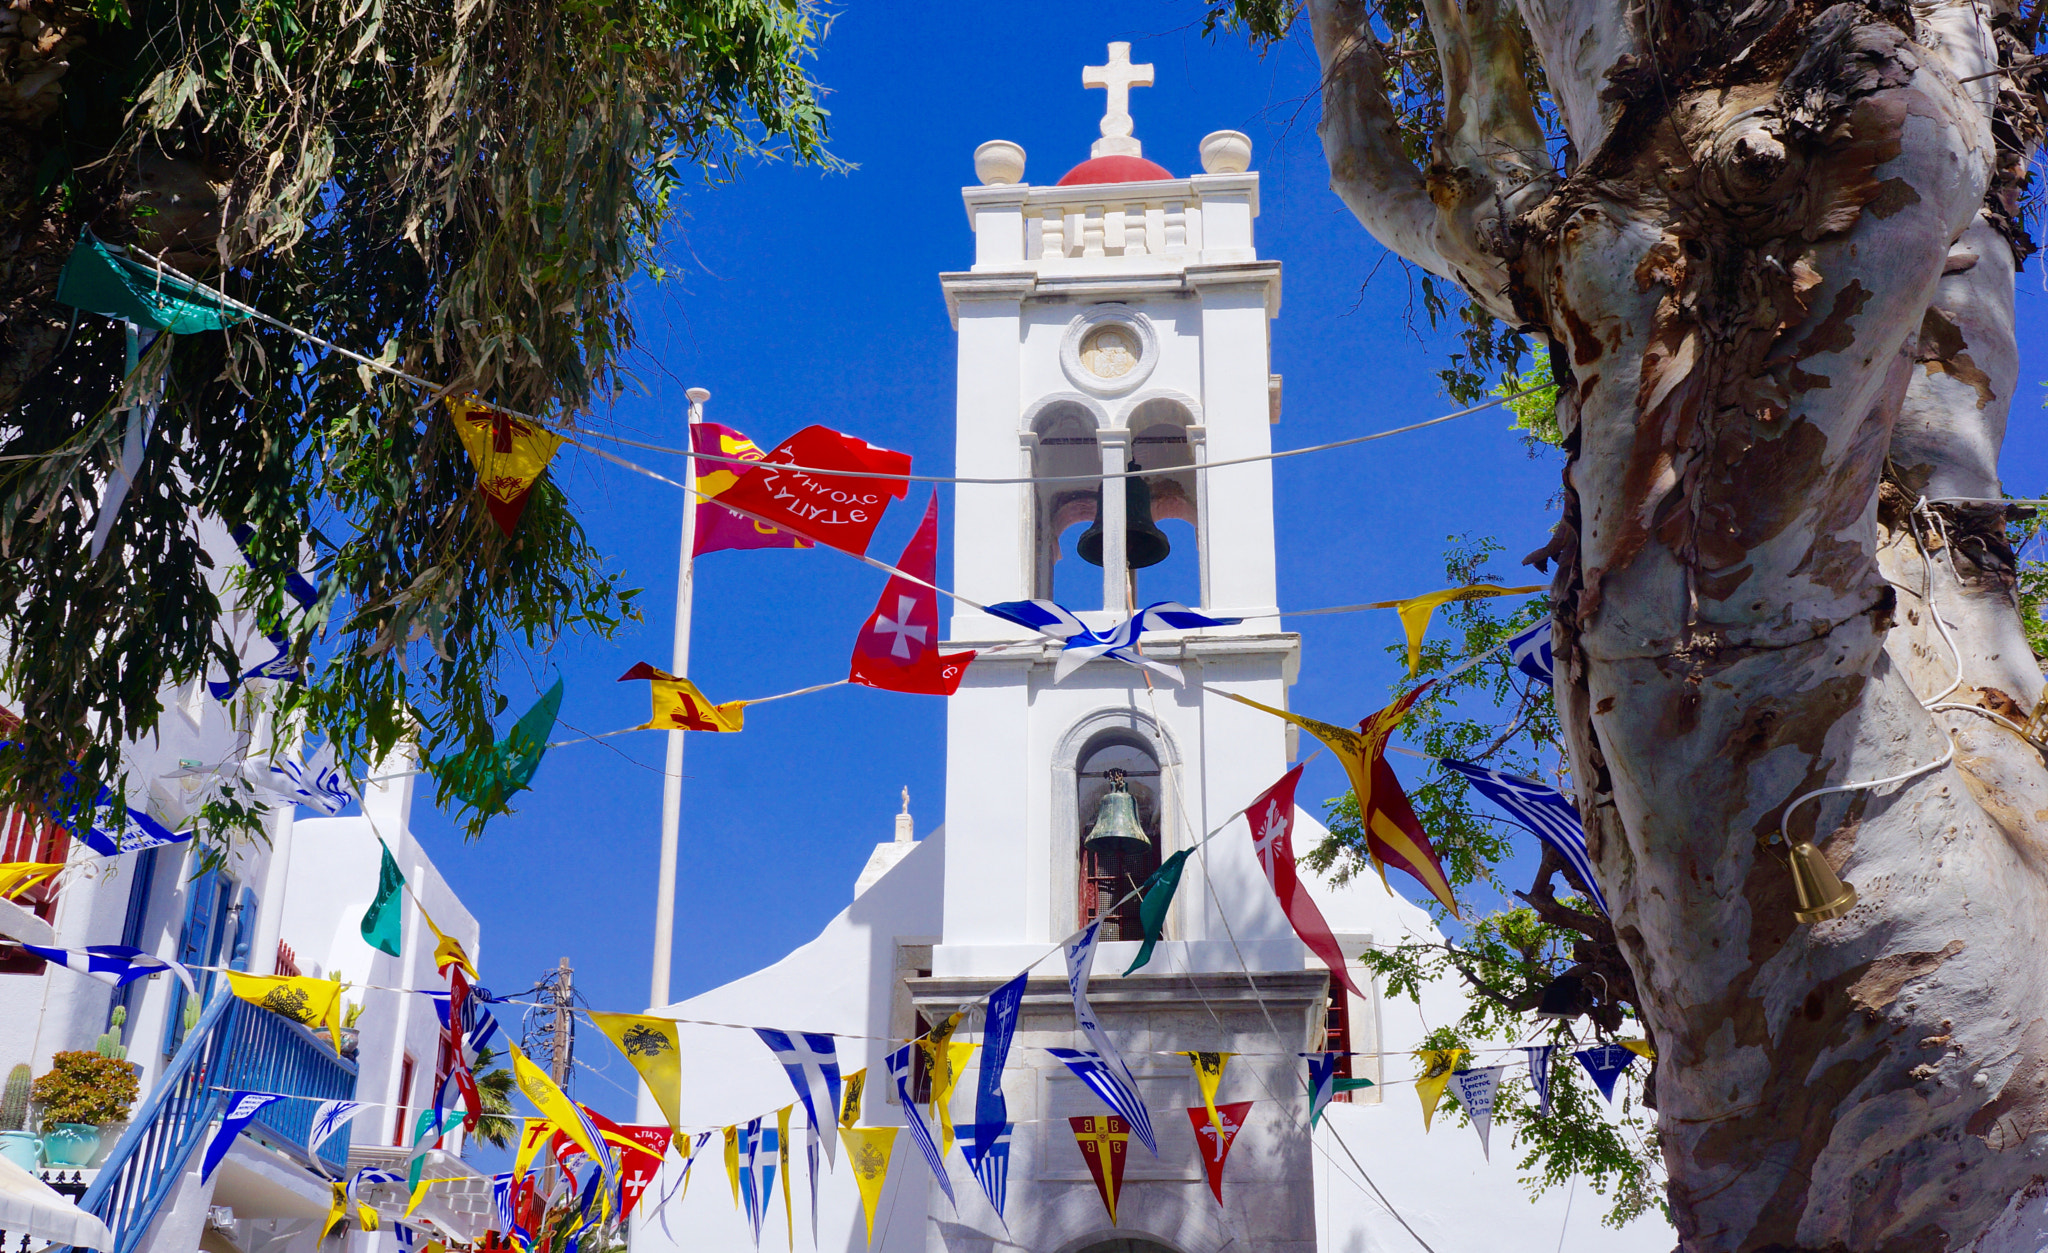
[1307,0,2048,1246]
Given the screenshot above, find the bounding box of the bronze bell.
[1789,841,1858,924]
[1534,973,1585,1021]
[1085,772,1151,848]
[1077,462,1172,570]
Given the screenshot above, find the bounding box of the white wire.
[1776,740,1956,851]
[1908,497,1967,708]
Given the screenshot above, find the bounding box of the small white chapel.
[629,45,1677,1253]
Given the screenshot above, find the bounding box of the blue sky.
[405,4,2048,1127]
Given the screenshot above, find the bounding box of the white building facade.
[632,47,1677,1253]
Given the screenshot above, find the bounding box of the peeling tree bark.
[1307,0,2048,1246]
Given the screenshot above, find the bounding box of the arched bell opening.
[1030,400,1106,605]
[1075,732,1163,940]
[1122,397,1201,609]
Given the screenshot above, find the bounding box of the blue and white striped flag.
[984,599,1241,685]
[754,1028,841,1167]
[1302,1052,1341,1128]
[1438,758,1607,914]
[67,787,188,857]
[19,943,195,995]
[1508,620,1554,687]
[886,1041,957,1209]
[490,1172,516,1234]
[245,742,352,816]
[961,1121,1013,1222]
[1524,1046,1556,1117]
[203,1091,286,1182]
[1060,919,1157,1153]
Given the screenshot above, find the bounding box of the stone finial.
[895,788,914,844]
[974,140,1026,186]
[1200,130,1253,174]
[1083,42,1155,158]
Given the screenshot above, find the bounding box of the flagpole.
[650,387,705,1013]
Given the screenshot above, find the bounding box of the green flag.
[1122,848,1194,976]
[54,233,246,334]
[432,679,564,816]
[360,841,406,957]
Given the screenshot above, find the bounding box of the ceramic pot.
[0,1130,39,1171]
[89,1120,128,1167]
[41,1123,100,1167]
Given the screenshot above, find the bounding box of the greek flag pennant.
[1525,1045,1556,1116]
[307,1100,367,1166]
[885,1042,957,1209]
[983,599,1242,685]
[1576,1044,1636,1102]
[203,1091,287,1182]
[18,943,196,995]
[1302,1052,1341,1127]
[1508,620,1554,686]
[753,1028,842,1168]
[960,1121,1013,1223]
[65,786,188,857]
[1060,919,1158,1153]
[1437,758,1607,914]
[973,972,1027,1150]
[245,741,353,816]
[489,1173,515,1234]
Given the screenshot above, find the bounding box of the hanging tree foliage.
[0,0,837,835]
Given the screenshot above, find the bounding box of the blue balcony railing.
[58,991,358,1253]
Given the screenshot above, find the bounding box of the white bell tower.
[920,45,1322,1253]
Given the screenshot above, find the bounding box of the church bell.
[1789,841,1858,924]
[1077,462,1172,570]
[1084,771,1151,849]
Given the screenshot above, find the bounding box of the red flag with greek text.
[713,425,911,556]
[849,493,976,695]
[691,422,813,556]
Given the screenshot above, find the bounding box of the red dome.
[1056,154,1173,186]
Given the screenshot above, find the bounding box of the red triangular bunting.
[1069,1114,1129,1225]
[1186,1101,1252,1205]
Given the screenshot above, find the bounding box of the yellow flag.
[322,1183,350,1242]
[418,908,477,979]
[1178,1052,1233,1135]
[506,1041,609,1187]
[1415,1048,1468,1131]
[404,1180,432,1218]
[723,1125,741,1209]
[838,1069,867,1129]
[838,1127,897,1247]
[225,973,346,1054]
[920,1012,970,1154]
[1362,584,1544,676]
[777,1104,793,1251]
[589,1012,683,1131]
[1618,1038,1656,1059]
[0,862,62,900]
[512,1119,552,1181]
[620,663,747,732]
[446,396,565,536]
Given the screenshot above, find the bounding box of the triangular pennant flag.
[917,1011,966,1153]
[723,1125,742,1209]
[446,397,564,537]
[308,1100,368,1169]
[1242,766,1366,998]
[225,973,346,1054]
[691,422,814,555]
[1222,688,1458,914]
[618,663,747,732]
[0,862,63,900]
[848,493,977,695]
[839,1127,897,1247]
[419,908,477,979]
[1070,1114,1130,1226]
[961,1122,1013,1223]
[1575,1044,1636,1101]
[360,840,406,957]
[56,233,247,333]
[1617,1038,1655,1059]
[506,1040,615,1193]
[931,1040,975,1157]
[1438,758,1607,913]
[885,1042,957,1209]
[1060,920,1158,1153]
[1177,1052,1233,1136]
[512,1120,552,1182]
[1185,1100,1253,1205]
[839,1069,867,1128]
[1447,1066,1505,1158]
[983,599,1241,685]
[1303,1053,1340,1127]
[590,1012,684,1133]
[431,679,564,816]
[1364,584,1542,676]
[710,424,913,557]
[973,975,1025,1151]
[776,1105,793,1252]
[1415,1048,1468,1131]
[1508,619,1554,686]
[1525,1046,1556,1117]
[753,1029,842,1168]
[203,1092,286,1182]
[1122,849,1191,976]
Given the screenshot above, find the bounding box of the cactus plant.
[1,1063,31,1132]
[95,1008,127,1061]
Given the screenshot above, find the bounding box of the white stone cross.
[874,595,928,658]
[1083,42,1154,158]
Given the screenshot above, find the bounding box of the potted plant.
[87,1010,134,1166]
[0,1062,36,1170]
[32,1051,139,1168]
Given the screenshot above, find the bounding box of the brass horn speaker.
[1789,841,1858,924]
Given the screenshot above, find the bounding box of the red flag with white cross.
[1247,765,1366,1000]
[1186,1100,1253,1205]
[848,492,976,696]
